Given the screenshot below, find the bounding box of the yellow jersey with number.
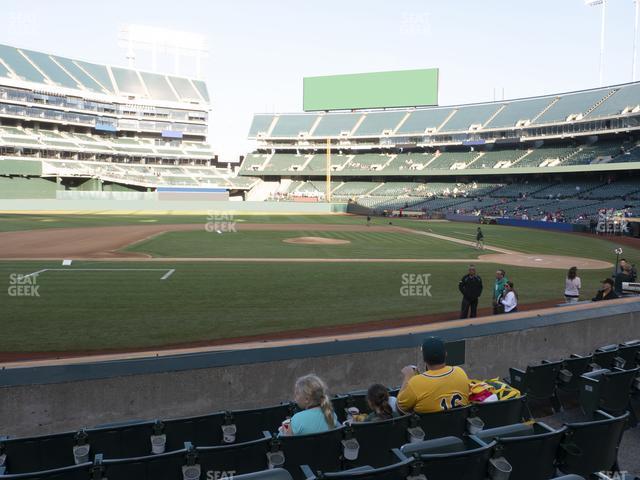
[397,366,470,414]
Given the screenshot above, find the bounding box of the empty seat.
[617,340,640,369]
[301,457,417,479]
[162,412,228,450]
[579,367,639,418]
[233,403,299,438]
[0,461,96,480]
[509,361,563,413]
[473,422,566,480]
[98,446,191,480]
[559,355,593,394]
[197,435,273,475]
[400,436,496,480]
[344,415,412,468]
[0,430,82,474]
[556,411,629,478]
[276,427,345,480]
[235,469,293,480]
[592,345,621,370]
[469,395,529,429]
[414,405,470,440]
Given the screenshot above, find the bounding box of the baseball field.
[1,213,637,359]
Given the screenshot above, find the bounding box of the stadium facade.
[0,43,258,200]
[241,82,640,223]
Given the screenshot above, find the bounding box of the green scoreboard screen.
[303,68,439,111]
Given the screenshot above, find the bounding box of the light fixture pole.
[633,0,639,81]
[585,0,607,86]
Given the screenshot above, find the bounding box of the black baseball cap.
[422,337,446,365]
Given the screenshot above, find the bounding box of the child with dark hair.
[364,384,399,422]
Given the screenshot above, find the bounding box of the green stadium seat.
[508,361,564,414]
[275,427,346,480]
[301,456,417,480]
[578,367,639,419]
[400,436,496,480]
[473,422,566,480]
[556,411,629,478]
[343,415,413,468]
[469,395,529,429]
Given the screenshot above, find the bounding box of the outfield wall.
[0,199,348,214]
[1,299,639,437]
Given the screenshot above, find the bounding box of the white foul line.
[23,268,175,280]
[160,269,175,280]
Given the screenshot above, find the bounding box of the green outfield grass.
[1,213,638,354]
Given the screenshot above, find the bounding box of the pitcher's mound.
[283,236,351,245]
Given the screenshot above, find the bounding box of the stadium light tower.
[633,0,639,81]
[118,24,208,78]
[585,0,607,86]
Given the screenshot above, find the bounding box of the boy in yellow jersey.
[397,337,470,414]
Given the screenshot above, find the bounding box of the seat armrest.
[300,465,317,480]
[392,447,410,461]
[593,410,615,420]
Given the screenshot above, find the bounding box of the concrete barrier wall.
[1,300,639,437]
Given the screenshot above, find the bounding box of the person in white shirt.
[564,266,581,303]
[500,281,518,313]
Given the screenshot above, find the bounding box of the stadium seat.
[0,430,81,474]
[233,403,299,439]
[592,345,622,370]
[196,435,273,475]
[400,436,497,480]
[234,469,294,480]
[556,410,629,478]
[578,367,640,419]
[469,395,529,429]
[617,340,640,369]
[559,355,593,394]
[97,445,193,480]
[274,427,346,480]
[472,422,566,480]
[332,393,370,423]
[301,456,418,480]
[413,405,470,439]
[161,412,228,451]
[557,355,593,409]
[0,461,98,480]
[342,415,412,468]
[509,361,564,413]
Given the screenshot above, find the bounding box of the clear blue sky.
[0,0,636,162]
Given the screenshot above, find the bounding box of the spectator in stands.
[564,266,582,303]
[614,264,635,295]
[592,278,618,301]
[364,384,400,422]
[287,374,338,435]
[397,337,470,414]
[458,264,483,319]
[499,281,518,313]
[475,227,484,250]
[493,269,508,314]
